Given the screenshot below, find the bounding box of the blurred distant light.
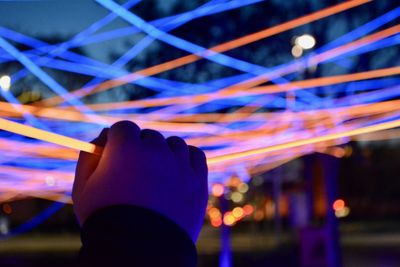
[238,183,249,193]
[223,212,236,226]
[243,204,254,215]
[231,192,243,203]
[295,34,316,50]
[232,207,244,218]
[344,146,353,157]
[333,199,345,211]
[0,217,9,235]
[252,176,264,186]
[331,147,346,158]
[291,45,303,58]
[254,210,264,221]
[211,183,225,197]
[335,206,350,218]
[2,203,12,215]
[228,176,242,187]
[0,75,11,91]
[45,176,56,187]
[211,217,222,227]
[208,207,221,219]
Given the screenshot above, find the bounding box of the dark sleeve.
[77,205,197,267]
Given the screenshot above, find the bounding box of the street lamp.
[295,34,316,50]
[291,34,316,58]
[0,75,11,91]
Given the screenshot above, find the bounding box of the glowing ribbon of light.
[1,116,400,166]
[0,117,101,155]
[207,119,400,164]
[83,66,400,111]
[38,0,371,106]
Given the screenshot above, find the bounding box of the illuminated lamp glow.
[232,207,244,218]
[333,199,345,211]
[220,24,400,93]
[243,204,254,215]
[208,207,221,219]
[211,183,225,197]
[231,192,244,203]
[223,212,236,226]
[295,34,316,50]
[2,204,12,215]
[327,147,346,158]
[335,207,350,218]
[238,183,249,193]
[228,176,242,187]
[211,217,222,227]
[0,75,11,91]
[291,45,303,57]
[254,210,264,221]
[344,146,353,157]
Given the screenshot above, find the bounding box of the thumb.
[72,128,108,203]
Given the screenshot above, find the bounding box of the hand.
[72,121,208,242]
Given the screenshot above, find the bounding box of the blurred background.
[0,0,399,266]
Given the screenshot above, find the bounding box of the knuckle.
[140,129,164,140]
[109,120,140,140]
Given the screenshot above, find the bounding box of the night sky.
[0,0,130,61]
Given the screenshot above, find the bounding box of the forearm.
[78,205,197,267]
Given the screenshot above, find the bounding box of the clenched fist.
[72,121,208,242]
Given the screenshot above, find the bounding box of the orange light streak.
[0,101,222,133]
[0,117,101,155]
[223,24,400,92]
[246,66,400,94]
[37,0,371,107]
[207,118,400,164]
[2,115,400,167]
[84,65,400,111]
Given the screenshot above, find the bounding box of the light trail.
[36,0,371,106]
[82,66,400,111]
[2,114,400,166]
[0,117,101,155]
[208,118,400,164]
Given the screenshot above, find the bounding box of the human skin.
[72,121,208,242]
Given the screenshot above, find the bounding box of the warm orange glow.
[2,203,12,214]
[232,207,244,218]
[223,212,236,226]
[211,217,222,227]
[208,207,221,219]
[211,183,225,197]
[0,117,101,155]
[333,199,345,211]
[243,204,254,215]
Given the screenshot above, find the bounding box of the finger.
[188,145,208,177]
[73,128,108,203]
[140,129,166,146]
[166,136,188,154]
[104,120,141,153]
